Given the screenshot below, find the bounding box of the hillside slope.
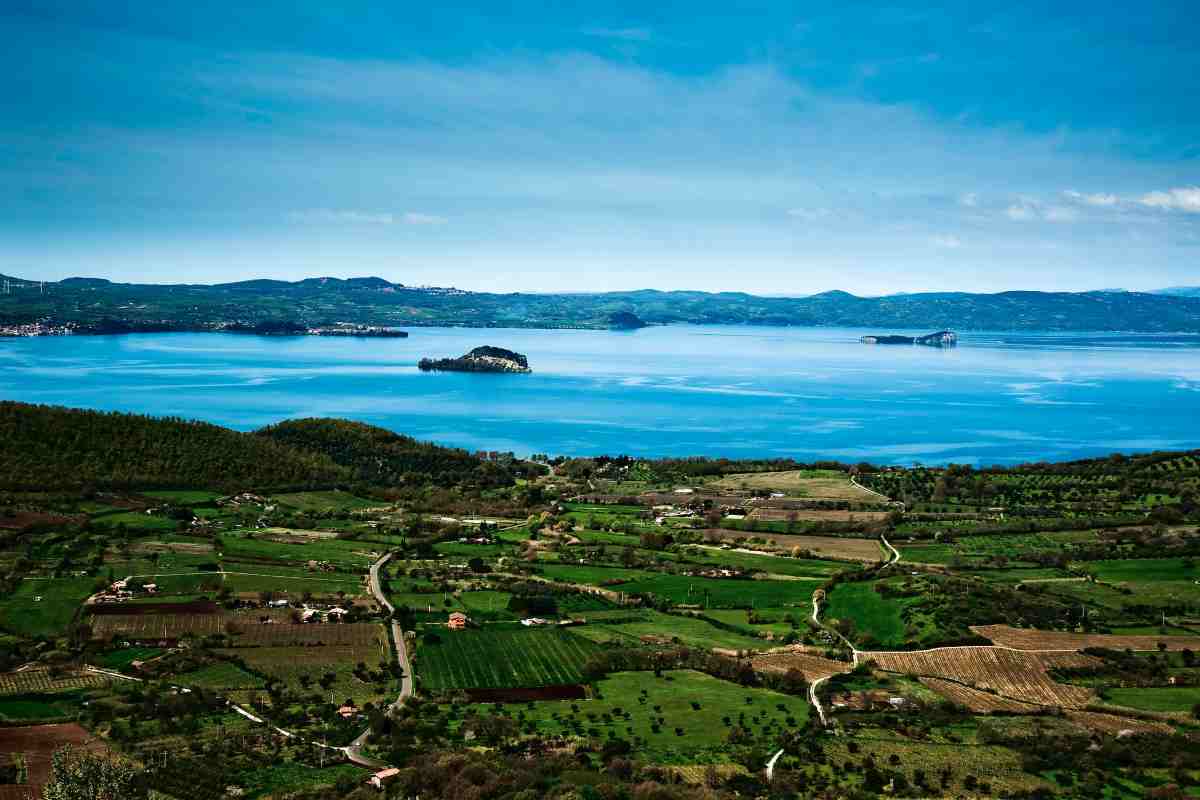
[256,417,518,489]
[0,402,350,492]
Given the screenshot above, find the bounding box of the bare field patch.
[864,646,1099,708]
[230,622,382,647]
[751,650,851,682]
[90,612,224,640]
[0,724,96,799]
[750,508,890,523]
[708,470,877,501]
[972,624,1200,652]
[703,531,884,562]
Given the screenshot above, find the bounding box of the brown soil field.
[750,651,851,682]
[229,622,381,647]
[1065,710,1174,735]
[702,531,884,561]
[919,677,1036,712]
[708,471,878,501]
[863,646,1099,708]
[750,508,890,523]
[972,624,1200,652]
[90,612,224,640]
[132,541,213,555]
[0,724,96,800]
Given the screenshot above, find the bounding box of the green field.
[571,610,768,651]
[1106,686,1200,713]
[416,628,600,691]
[143,489,222,504]
[612,573,819,609]
[459,669,809,764]
[1089,558,1199,584]
[825,580,910,647]
[0,690,89,722]
[0,576,97,638]
[176,661,267,690]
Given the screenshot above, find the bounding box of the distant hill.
[4,274,1200,332]
[0,404,517,493]
[256,418,519,489]
[1155,286,1200,298]
[0,402,350,493]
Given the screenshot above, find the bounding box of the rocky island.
[861,330,957,347]
[418,346,531,373]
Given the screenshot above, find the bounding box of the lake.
[1,326,1198,465]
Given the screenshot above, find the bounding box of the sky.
[2,1,1199,295]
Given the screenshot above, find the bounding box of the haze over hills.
[3,273,1200,332]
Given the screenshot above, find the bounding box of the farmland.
[864,646,1099,708]
[971,624,1200,652]
[89,610,225,640]
[0,577,96,638]
[0,669,109,696]
[415,628,600,693]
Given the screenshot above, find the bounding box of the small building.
[369,768,400,790]
[337,704,358,719]
[448,612,469,630]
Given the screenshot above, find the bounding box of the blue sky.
[2,1,1198,294]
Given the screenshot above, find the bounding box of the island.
[418,345,531,373]
[861,330,957,347]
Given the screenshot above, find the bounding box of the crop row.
[417,628,600,691]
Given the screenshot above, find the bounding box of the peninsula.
[418,346,531,373]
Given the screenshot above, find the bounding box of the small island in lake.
[418,346,531,373]
[607,310,648,330]
[861,330,957,347]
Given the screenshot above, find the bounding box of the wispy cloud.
[930,234,963,248]
[1006,198,1078,222]
[1063,189,1119,207]
[1139,186,1200,213]
[581,26,652,42]
[401,212,447,225]
[288,210,447,226]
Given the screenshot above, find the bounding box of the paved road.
[345,551,414,765]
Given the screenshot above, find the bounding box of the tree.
[42,747,147,800]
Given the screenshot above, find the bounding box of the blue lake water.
[1,326,1198,465]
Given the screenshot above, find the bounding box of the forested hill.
[0,404,518,493]
[5,273,1200,331]
[0,402,350,492]
[256,418,522,489]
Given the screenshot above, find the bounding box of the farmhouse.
[448,612,469,630]
[337,704,359,719]
[369,768,400,789]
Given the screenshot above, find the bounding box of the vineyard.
[90,611,224,639]
[230,622,383,647]
[416,628,600,692]
[750,650,851,682]
[864,646,1098,708]
[0,668,109,696]
[971,624,1200,652]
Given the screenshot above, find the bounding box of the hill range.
[3,273,1200,332]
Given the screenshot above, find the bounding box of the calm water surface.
[2,326,1198,465]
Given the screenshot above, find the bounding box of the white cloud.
[1006,198,1078,222]
[1063,189,1119,207]
[930,234,963,248]
[1005,202,1036,221]
[958,192,978,207]
[786,207,830,221]
[289,209,395,225]
[402,212,448,225]
[581,26,652,42]
[288,210,446,226]
[1138,186,1200,213]
[1043,205,1079,222]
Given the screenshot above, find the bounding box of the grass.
[825,580,912,648]
[1106,686,1200,713]
[571,610,767,651]
[176,661,266,691]
[1089,557,1198,584]
[95,646,165,670]
[707,469,874,501]
[612,573,820,609]
[0,576,96,638]
[416,628,600,691]
[143,489,221,504]
[237,762,365,800]
[455,669,809,764]
[269,490,377,512]
[0,690,89,722]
